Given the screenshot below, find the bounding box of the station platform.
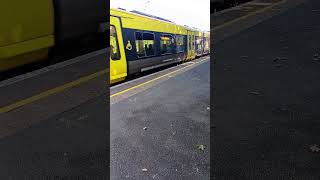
[0,54,210,179]
[0,49,109,179]
[212,0,320,179]
[110,56,210,179]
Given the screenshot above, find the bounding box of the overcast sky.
[110,0,210,31]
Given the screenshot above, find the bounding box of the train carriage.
[0,0,107,72]
[110,8,206,84]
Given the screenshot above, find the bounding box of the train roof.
[111,8,177,25]
[111,8,187,35]
[129,10,173,23]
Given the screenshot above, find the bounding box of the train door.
[187,30,192,61]
[110,16,127,84]
[195,34,203,57]
[201,33,205,56]
[204,34,210,55]
[191,32,196,59]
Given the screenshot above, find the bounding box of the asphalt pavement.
[110,59,210,180]
[0,93,109,179]
[212,0,320,179]
[0,50,108,179]
[0,56,210,179]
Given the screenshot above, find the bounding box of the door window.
[110,25,120,60]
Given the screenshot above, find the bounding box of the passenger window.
[196,36,202,50]
[135,32,145,57]
[135,32,155,58]
[110,25,121,60]
[160,34,173,54]
[143,33,155,56]
[188,35,191,50]
[176,35,185,53]
[192,35,195,47]
[204,38,209,49]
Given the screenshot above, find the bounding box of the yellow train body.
[110,8,202,84]
[110,9,188,36]
[110,15,127,84]
[1,1,107,72]
[203,31,210,54]
[0,0,54,71]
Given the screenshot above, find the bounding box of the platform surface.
[110,57,210,180]
[212,0,320,179]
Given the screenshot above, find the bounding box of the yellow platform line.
[111,58,208,98]
[212,0,287,31]
[0,69,107,114]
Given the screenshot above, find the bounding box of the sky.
[110,0,210,31]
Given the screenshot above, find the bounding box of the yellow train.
[0,0,107,72]
[110,8,210,84]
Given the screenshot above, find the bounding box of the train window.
[110,25,120,60]
[160,34,173,55]
[176,35,185,53]
[196,36,202,51]
[143,33,155,56]
[188,35,192,50]
[204,37,209,49]
[135,32,145,57]
[192,35,195,47]
[135,32,155,57]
